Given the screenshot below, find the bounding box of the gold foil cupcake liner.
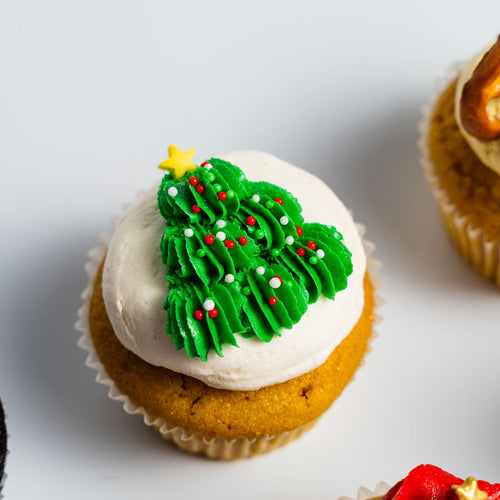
[76,216,382,459]
[339,481,390,500]
[418,68,500,287]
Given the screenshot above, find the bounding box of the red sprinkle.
[200,161,211,168]
[246,216,256,226]
[192,205,201,213]
[196,184,205,193]
[218,191,227,201]
[274,197,283,206]
[225,240,235,249]
[296,226,303,237]
[189,176,198,186]
[297,248,306,257]
[269,297,278,306]
[273,275,282,283]
[194,310,204,320]
[205,234,215,245]
[208,308,218,318]
[307,241,316,250]
[238,236,247,246]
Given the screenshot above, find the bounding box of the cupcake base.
[420,78,500,287]
[76,226,380,459]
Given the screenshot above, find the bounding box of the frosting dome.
[455,39,500,175]
[102,151,366,390]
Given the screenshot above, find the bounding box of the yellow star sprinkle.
[452,478,488,500]
[158,144,197,179]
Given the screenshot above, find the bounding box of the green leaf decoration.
[157,157,353,361]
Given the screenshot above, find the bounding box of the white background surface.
[1,1,499,499]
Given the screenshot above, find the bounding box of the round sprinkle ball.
[184,228,194,237]
[224,274,235,283]
[216,220,226,228]
[208,308,218,319]
[307,241,316,250]
[242,286,251,296]
[297,248,305,257]
[256,266,265,275]
[246,216,256,226]
[196,249,206,257]
[296,226,303,237]
[268,297,278,306]
[203,299,215,311]
[252,194,260,203]
[317,249,325,259]
[167,187,178,197]
[280,216,289,225]
[196,184,205,194]
[285,236,294,245]
[255,229,264,239]
[238,236,247,245]
[188,177,198,186]
[216,231,226,241]
[225,240,235,249]
[274,197,283,206]
[309,256,318,265]
[205,234,215,245]
[270,249,279,257]
[192,204,201,213]
[218,192,227,201]
[269,276,282,289]
[193,310,204,320]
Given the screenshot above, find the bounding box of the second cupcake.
[421,36,500,287]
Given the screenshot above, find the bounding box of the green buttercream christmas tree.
[157,145,353,361]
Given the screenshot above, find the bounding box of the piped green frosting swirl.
[157,158,353,361]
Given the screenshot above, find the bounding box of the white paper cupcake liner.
[418,66,500,287]
[75,203,383,459]
[339,481,390,500]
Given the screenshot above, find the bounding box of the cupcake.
[420,36,500,286]
[343,464,500,500]
[0,399,6,497]
[77,146,379,459]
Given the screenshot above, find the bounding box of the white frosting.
[102,151,366,390]
[455,40,500,175]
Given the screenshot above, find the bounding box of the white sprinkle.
[256,266,265,275]
[317,249,325,259]
[167,187,178,197]
[225,274,235,283]
[252,194,260,203]
[203,299,215,311]
[184,228,194,237]
[216,220,226,228]
[285,236,294,245]
[269,277,281,289]
[216,231,226,241]
[280,216,289,225]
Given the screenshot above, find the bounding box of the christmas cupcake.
[77,146,379,459]
[0,399,6,497]
[420,36,500,286]
[342,464,500,500]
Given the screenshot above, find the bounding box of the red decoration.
[246,216,256,226]
[268,297,278,306]
[274,197,283,206]
[194,310,204,320]
[200,161,211,168]
[238,236,247,246]
[218,192,227,201]
[297,248,305,257]
[273,275,282,283]
[208,308,218,318]
[188,177,198,186]
[205,234,215,245]
[225,240,235,249]
[296,226,303,236]
[307,241,316,250]
[192,205,201,213]
[196,184,205,193]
